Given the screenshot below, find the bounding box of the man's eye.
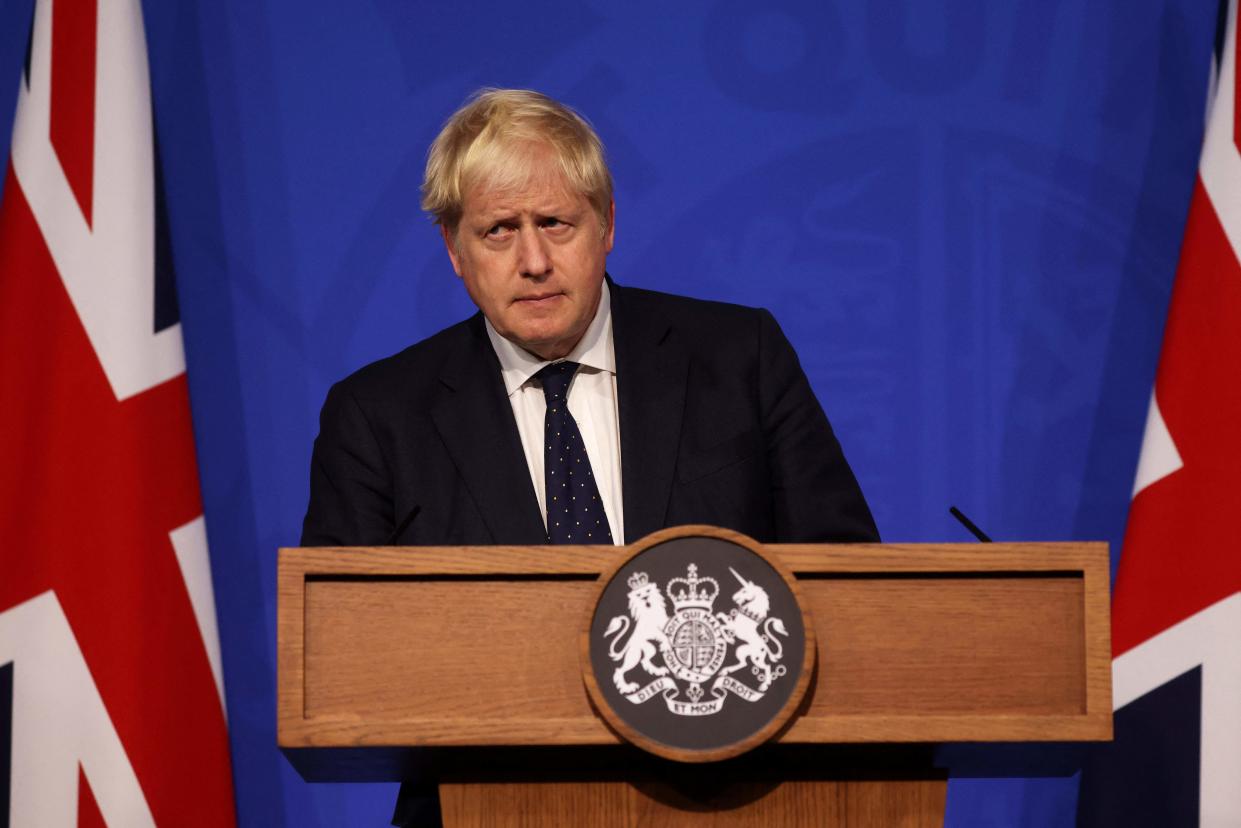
[486,224,510,237]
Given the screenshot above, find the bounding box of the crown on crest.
[627,571,650,593]
[666,563,719,610]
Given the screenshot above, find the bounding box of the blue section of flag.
[152,126,180,333]
[1077,667,1201,826]
[0,660,11,828]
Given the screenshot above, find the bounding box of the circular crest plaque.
[581,526,815,762]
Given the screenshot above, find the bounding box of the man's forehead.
[463,174,586,218]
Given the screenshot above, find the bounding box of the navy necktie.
[536,361,614,545]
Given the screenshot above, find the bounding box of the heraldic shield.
[582,526,815,761]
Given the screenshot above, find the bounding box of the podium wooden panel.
[278,532,1111,826]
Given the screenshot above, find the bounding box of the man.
[300,88,878,824]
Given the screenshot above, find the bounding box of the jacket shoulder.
[614,284,769,333]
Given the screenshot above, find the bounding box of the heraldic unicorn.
[602,563,790,717]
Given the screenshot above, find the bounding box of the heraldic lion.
[603,572,670,694]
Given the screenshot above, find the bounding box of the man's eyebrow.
[534,202,584,219]
[474,210,518,225]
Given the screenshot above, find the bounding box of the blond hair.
[421,88,613,234]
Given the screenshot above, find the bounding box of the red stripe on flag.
[50,0,97,226]
[1112,178,1241,656]
[77,766,106,828]
[0,166,236,825]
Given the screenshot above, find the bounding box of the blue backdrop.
[0,0,1217,825]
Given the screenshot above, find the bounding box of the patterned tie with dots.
[536,361,614,545]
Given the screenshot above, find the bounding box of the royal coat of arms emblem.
[602,562,791,717]
[584,530,812,759]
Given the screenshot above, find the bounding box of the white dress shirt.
[484,282,624,544]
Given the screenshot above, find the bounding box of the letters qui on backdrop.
[603,563,789,717]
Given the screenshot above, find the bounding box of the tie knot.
[536,361,579,402]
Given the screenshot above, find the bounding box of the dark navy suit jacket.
[301,281,878,550]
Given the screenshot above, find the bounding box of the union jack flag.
[1078,0,1241,824]
[0,0,235,824]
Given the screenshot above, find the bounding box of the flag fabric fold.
[0,0,236,824]
[1078,1,1241,824]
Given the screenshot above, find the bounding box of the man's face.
[442,161,614,361]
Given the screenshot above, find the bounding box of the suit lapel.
[430,316,548,545]
[612,284,688,542]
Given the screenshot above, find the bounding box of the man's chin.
[508,329,576,361]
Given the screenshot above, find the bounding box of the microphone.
[386,504,422,545]
[949,506,992,542]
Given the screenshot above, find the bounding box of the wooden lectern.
[278,527,1111,826]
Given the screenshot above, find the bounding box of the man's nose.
[517,229,552,277]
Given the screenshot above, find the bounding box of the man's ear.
[440,224,464,277]
[604,200,616,253]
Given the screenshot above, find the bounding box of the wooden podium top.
[277,534,1111,754]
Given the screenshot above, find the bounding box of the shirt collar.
[485,280,616,397]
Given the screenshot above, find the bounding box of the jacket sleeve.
[756,308,880,543]
[300,381,395,546]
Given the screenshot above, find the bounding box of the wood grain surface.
[439,778,947,827]
[277,530,1111,749]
